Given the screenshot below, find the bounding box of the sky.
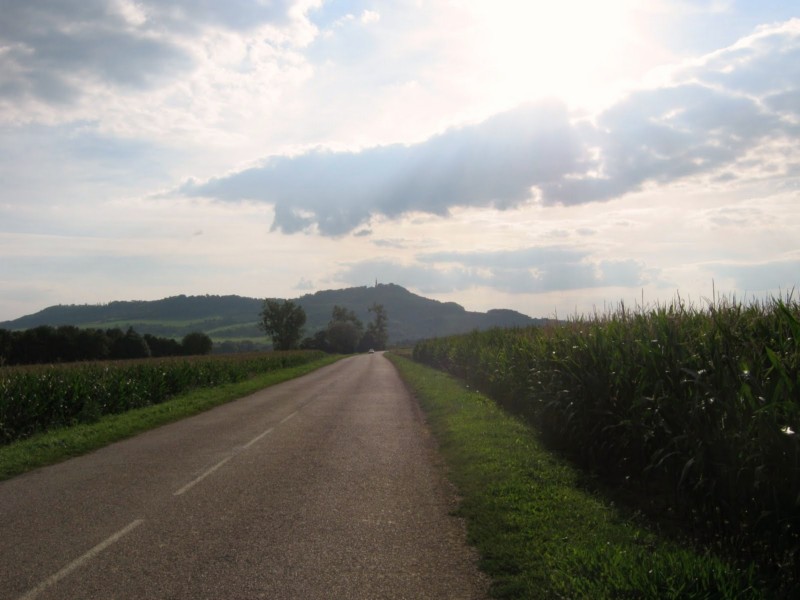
[1,0,799,322]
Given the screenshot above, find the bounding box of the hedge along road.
[0,353,489,600]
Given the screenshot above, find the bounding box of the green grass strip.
[0,355,342,481]
[388,353,764,599]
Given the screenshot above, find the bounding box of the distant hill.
[0,284,548,346]
[296,284,544,344]
[0,295,266,342]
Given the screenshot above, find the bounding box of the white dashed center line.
[280,411,297,425]
[13,396,312,599]
[173,455,234,496]
[243,426,274,449]
[17,519,145,600]
[174,410,300,496]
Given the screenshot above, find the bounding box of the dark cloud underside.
[183,101,584,235]
[0,0,299,104]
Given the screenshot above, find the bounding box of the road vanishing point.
[0,353,489,599]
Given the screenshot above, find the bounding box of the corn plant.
[413,294,800,591]
[0,351,324,445]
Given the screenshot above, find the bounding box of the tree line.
[1,298,388,364]
[0,325,213,366]
[260,300,388,353]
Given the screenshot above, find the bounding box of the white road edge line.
[173,455,233,496]
[17,519,145,600]
[243,427,274,449]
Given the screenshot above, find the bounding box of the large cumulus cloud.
[182,19,800,236]
[181,101,583,235]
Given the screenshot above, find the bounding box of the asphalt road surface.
[0,353,489,599]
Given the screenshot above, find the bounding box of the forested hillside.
[1,284,546,346]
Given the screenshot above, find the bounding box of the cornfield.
[413,295,800,587]
[0,350,324,445]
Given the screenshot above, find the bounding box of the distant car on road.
[368,349,375,354]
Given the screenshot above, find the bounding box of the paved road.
[0,353,488,599]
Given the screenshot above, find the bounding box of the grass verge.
[388,353,765,599]
[0,355,342,481]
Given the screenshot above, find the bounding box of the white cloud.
[180,20,800,238]
[295,277,315,290]
[706,259,800,295]
[360,10,380,25]
[336,246,649,296]
[180,101,582,234]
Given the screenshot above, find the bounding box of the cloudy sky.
[1,0,799,321]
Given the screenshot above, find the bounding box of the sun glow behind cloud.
[1,1,799,322]
[458,0,646,111]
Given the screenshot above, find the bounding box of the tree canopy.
[0,325,212,365]
[326,305,364,354]
[362,303,388,351]
[260,299,306,350]
[181,332,214,356]
[300,303,389,354]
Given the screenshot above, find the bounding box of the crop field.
[413,295,800,591]
[0,350,324,445]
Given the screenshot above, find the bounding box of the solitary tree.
[366,303,388,350]
[326,305,363,354]
[181,332,213,355]
[260,299,306,350]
